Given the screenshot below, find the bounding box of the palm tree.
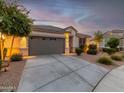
[94,31,103,52]
[0,0,33,67]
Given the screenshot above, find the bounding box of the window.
[50,38,56,40]
[50,38,53,40]
[42,37,46,40]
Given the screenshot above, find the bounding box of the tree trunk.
[97,43,100,53]
[0,33,3,63]
[8,36,15,66]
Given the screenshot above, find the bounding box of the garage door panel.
[29,36,65,55]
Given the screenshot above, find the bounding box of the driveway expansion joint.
[32,64,92,91]
[51,55,94,87]
[32,56,92,91]
[18,55,108,92]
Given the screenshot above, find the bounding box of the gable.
[64,26,77,36]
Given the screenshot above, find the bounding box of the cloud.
[22,0,124,35]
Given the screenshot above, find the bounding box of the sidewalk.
[94,65,124,92]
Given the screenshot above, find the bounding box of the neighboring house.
[3,25,91,56]
[101,30,124,50]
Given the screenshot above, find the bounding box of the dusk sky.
[22,0,124,35]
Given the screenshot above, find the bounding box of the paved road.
[18,55,108,92]
[94,65,124,92]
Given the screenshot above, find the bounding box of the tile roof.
[32,25,91,38]
[103,30,124,35]
[64,26,78,32]
[76,33,91,38]
[32,25,65,34]
[111,30,124,33]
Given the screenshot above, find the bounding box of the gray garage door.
[28,36,65,56]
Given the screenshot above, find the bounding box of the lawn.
[76,52,124,70]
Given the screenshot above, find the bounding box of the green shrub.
[102,48,108,52]
[87,49,97,55]
[11,53,23,62]
[79,45,84,49]
[75,48,83,56]
[122,55,124,59]
[87,44,97,55]
[115,48,120,52]
[80,45,87,52]
[88,44,97,50]
[107,37,119,49]
[105,48,116,55]
[111,55,122,61]
[103,48,119,53]
[97,57,113,65]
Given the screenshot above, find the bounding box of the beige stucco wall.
[120,39,124,49]
[73,36,79,48]
[4,36,28,56]
[65,28,79,52]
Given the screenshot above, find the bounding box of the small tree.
[0,0,5,17]
[0,0,33,67]
[94,31,103,52]
[107,37,119,49]
[0,0,6,64]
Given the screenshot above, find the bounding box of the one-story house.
[3,25,91,56]
[100,30,124,50]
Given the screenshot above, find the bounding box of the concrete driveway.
[18,55,108,92]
